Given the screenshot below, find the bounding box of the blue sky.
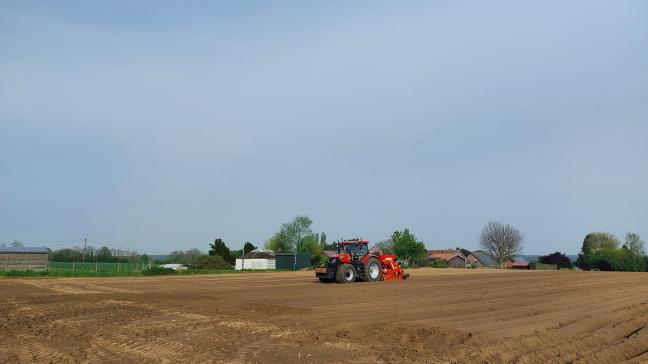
[1,1,647,254]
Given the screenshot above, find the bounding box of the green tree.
[538,252,573,269]
[392,229,426,266]
[577,232,620,269]
[265,231,292,252]
[265,215,314,253]
[479,221,523,267]
[624,232,646,272]
[50,248,83,262]
[96,246,114,262]
[243,242,257,255]
[209,238,235,264]
[190,255,231,269]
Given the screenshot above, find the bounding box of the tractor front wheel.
[363,258,382,282]
[335,264,356,283]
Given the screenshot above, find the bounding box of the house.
[507,257,530,269]
[427,250,466,268]
[0,247,49,271]
[472,250,499,268]
[463,251,484,268]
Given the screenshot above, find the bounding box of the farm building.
[235,250,310,270]
[507,257,530,269]
[471,250,500,268]
[427,250,467,268]
[235,250,276,270]
[0,247,49,271]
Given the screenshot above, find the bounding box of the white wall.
[235,258,276,270]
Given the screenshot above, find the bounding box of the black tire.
[335,263,356,283]
[363,257,382,282]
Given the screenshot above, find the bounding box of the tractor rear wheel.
[363,258,382,282]
[335,264,356,283]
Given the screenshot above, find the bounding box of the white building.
[235,250,276,270]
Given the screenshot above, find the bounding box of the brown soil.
[1,269,648,363]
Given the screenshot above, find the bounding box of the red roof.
[510,261,529,267]
[428,252,465,261]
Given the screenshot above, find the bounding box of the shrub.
[538,252,573,269]
[190,255,231,270]
[142,266,177,275]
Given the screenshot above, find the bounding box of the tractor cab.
[336,239,369,263]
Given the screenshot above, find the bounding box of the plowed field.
[2,269,648,363]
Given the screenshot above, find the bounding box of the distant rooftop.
[0,247,49,254]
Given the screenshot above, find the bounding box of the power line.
[86,239,167,255]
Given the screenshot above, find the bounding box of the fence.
[48,261,153,273]
[1,252,49,271]
[531,263,558,270]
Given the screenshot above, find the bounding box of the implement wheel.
[335,264,356,283]
[363,258,382,282]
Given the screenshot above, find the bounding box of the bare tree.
[479,221,523,267]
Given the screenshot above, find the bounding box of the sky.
[1,1,647,255]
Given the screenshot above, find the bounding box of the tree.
[282,215,314,252]
[479,221,523,267]
[265,232,293,253]
[243,242,257,254]
[624,232,646,272]
[10,240,23,248]
[96,246,114,262]
[538,252,573,269]
[373,239,394,254]
[264,215,314,253]
[320,232,327,246]
[392,229,426,266]
[209,238,235,265]
[577,232,620,270]
[190,255,231,269]
[625,232,645,256]
[184,248,205,264]
[49,249,83,262]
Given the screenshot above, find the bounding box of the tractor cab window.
[343,244,368,256]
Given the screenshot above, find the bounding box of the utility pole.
[82,235,87,263]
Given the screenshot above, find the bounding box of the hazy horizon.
[2,1,647,255]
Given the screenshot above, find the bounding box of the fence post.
[118,263,121,272]
[149,261,152,269]
[95,263,98,273]
[72,262,75,273]
[26,254,30,271]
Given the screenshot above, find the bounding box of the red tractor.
[315,239,409,283]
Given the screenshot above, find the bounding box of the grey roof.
[243,250,276,259]
[0,247,49,254]
[473,251,498,266]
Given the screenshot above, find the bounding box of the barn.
[428,250,467,268]
[235,250,277,270]
[0,247,49,271]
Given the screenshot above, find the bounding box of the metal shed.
[275,253,310,270]
[0,247,49,271]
